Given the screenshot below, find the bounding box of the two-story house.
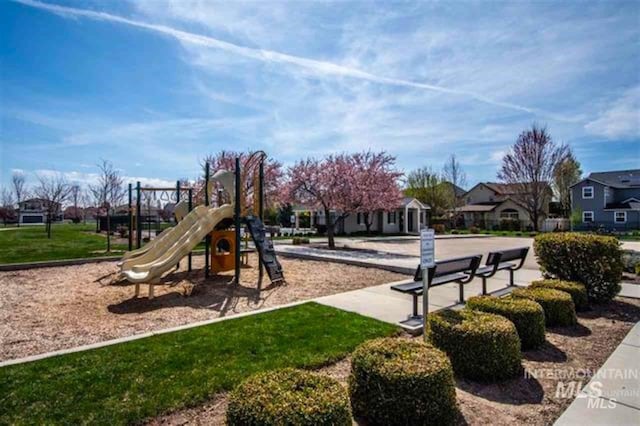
[458,182,551,230]
[18,198,63,225]
[570,169,640,231]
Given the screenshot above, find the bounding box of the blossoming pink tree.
[284,151,403,248]
[200,150,284,209]
[351,151,404,234]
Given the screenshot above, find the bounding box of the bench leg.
[509,269,514,286]
[459,283,464,304]
[412,294,419,317]
[482,276,487,295]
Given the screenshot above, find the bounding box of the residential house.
[18,198,63,224]
[458,182,551,230]
[292,197,430,235]
[570,169,640,231]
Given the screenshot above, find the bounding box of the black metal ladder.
[244,216,284,284]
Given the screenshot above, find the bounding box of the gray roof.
[573,169,640,189]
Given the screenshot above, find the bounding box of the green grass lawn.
[0,223,128,264]
[0,302,398,425]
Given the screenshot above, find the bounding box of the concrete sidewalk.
[555,322,640,426]
[315,268,543,329]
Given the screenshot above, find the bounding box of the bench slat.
[476,262,516,275]
[391,272,468,294]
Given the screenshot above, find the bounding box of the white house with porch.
[292,197,430,235]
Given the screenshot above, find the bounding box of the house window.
[582,186,594,199]
[500,209,519,220]
[387,212,396,224]
[615,211,626,223]
[356,213,362,225]
[582,211,594,223]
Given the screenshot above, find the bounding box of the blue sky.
[1,0,639,191]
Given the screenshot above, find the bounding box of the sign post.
[420,228,435,342]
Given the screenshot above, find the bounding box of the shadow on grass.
[523,340,568,363]
[456,372,544,405]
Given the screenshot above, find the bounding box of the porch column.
[310,210,315,227]
[417,208,421,231]
[404,206,409,234]
[294,211,300,229]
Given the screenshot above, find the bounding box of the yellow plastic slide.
[120,204,233,284]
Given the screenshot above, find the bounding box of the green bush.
[511,287,576,326]
[531,279,589,311]
[292,236,310,245]
[469,225,480,234]
[466,296,545,350]
[349,338,457,425]
[227,369,351,426]
[534,233,623,303]
[427,310,521,382]
[433,224,446,234]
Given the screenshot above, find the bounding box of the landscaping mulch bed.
[0,254,406,362]
[149,297,640,426]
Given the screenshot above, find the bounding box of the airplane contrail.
[14,0,576,121]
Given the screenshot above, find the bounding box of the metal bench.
[391,255,482,326]
[475,247,529,295]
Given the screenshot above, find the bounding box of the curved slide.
[120,204,234,284]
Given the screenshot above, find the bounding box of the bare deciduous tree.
[35,172,70,238]
[442,154,467,228]
[498,124,568,231]
[89,160,126,252]
[1,187,17,226]
[69,184,82,222]
[12,172,28,227]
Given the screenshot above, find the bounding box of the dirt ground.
[0,254,406,362]
[149,297,640,426]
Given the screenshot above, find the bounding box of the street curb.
[277,250,415,275]
[0,299,309,368]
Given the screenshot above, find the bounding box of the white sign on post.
[420,228,435,341]
[420,229,435,268]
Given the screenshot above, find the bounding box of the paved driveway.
[342,236,540,270]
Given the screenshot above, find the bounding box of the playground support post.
[175,180,181,270]
[257,159,264,287]
[128,183,133,251]
[234,157,242,285]
[204,163,211,278]
[136,181,142,249]
[188,188,193,272]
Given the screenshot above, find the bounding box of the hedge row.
[512,287,577,326]
[466,296,546,349]
[427,309,522,381]
[534,233,623,303]
[227,369,351,426]
[531,279,589,311]
[349,338,458,425]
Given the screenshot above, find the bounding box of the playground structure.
[119,152,284,298]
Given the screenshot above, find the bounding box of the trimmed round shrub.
[349,338,457,426]
[227,369,351,426]
[466,295,545,350]
[427,309,522,382]
[534,233,623,303]
[511,287,576,327]
[531,279,589,311]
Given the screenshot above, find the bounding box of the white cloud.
[34,169,175,190]
[585,86,640,139]
[14,0,571,120]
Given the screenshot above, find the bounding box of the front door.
[408,210,414,232]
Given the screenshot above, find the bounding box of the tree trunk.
[325,208,335,249]
[106,211,111,253]
[364,212,372,235]
[47,216,52,239]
